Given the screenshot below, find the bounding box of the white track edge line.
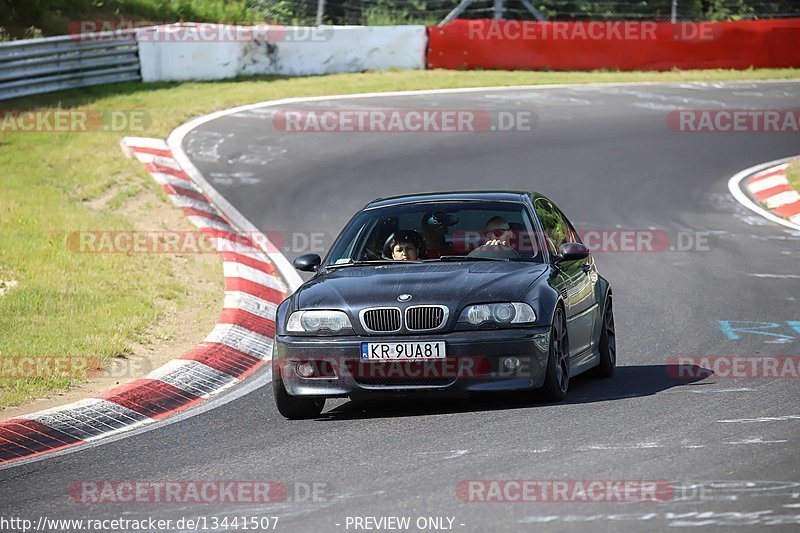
[0,366,273,470]
[727,155,800,231]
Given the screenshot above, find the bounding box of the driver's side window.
[360,217,397,260]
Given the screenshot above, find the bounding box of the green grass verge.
[1,68,798,409]
[0,138,190,408]
[787,161,800,194]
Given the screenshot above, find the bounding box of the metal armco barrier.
[0,31,141,101]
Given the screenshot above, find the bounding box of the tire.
[593,293,616,378]
[273,370,325,420]
[541,306,569,402]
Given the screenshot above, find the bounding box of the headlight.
[458,303,536,326]
[287,310,352,333]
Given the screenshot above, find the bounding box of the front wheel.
[541,306,569,402]
[592,294,616,378]
[273,370,325,420]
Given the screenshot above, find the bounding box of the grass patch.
[786,161,800,194]
[1,67,798,409]
[362,6,439,26]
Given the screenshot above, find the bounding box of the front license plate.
[361,341,446,361]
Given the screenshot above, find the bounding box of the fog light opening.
[503,356,522,371]
[296,362,315,378]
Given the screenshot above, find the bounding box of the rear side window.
[534,197,572,255]
[556,206,582,245]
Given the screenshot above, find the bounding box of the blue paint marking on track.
[718,320,798,341]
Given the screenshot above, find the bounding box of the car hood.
[295,262,548,310]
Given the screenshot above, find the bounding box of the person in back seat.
[420,212,458,259]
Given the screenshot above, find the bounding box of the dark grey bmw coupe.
[272,191,615,419]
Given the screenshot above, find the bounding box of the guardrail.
[0,31,141,101]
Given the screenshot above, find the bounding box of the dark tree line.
[2,0,799,39]
[297,0,800,23]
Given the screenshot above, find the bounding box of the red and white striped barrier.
[0,137,288,466]
[745,161,800,226]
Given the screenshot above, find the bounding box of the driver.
[468,216,520,258]
[483,216,514,247]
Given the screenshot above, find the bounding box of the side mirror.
[555,242,590,263]
[293,253,321,272]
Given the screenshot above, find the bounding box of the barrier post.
[316,0,326,26]
[494,0,505,20]
[440,0,477,26]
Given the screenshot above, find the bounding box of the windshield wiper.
[325,260,424,269]
[436,255,511,262]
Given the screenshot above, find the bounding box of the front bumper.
[274,327,551,397]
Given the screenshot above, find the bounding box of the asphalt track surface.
[2,81,800,531]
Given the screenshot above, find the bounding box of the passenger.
[420,212,458,259]
[382,231,422,260]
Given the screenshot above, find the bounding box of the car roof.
[366,190,537,210]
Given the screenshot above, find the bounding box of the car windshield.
[324,200,544,266]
